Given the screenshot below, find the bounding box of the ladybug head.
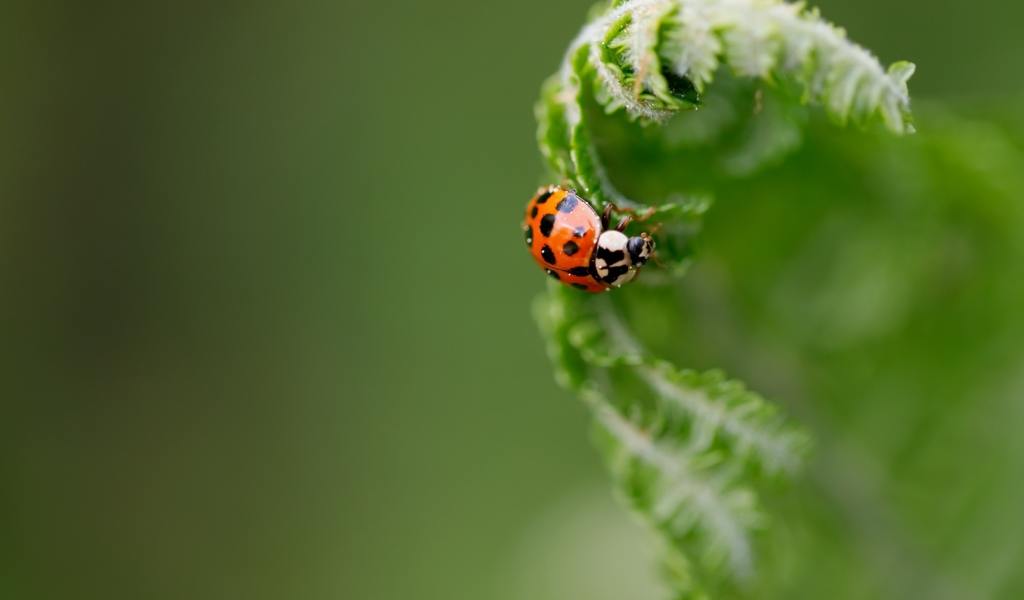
[627,232,655,267]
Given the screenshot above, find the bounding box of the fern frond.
[638,364,808,475]
[531,1,913,597]
[597,305,808,474]
[583,385,761,580]
[574,0,912,129]
[535,285,808,594]
[538,0,915,207]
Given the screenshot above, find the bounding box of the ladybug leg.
[634,206,658,222]
[601,203,613,231]
[607,202,657,222]
[615,216,631,232]
[651,250,667,270]
[647,224,667,270]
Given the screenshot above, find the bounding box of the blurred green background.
[2,1,1024,599]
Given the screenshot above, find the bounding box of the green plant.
[531,0,922,597]
[533,2,1024,599]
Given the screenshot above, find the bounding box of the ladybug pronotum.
[523,186,655,292]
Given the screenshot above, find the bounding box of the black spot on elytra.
[524,226,532,247]
[571,283,588,290]
[540,245,556,265]
[545,269,560,280]
[535,190,554,204]
[530,205,538,218]
[539,214,555,237]
[556,194,579,213]
[563,241,579,256]
[602,265,630,283]
[573,227,586,238]
[569,266,590,276]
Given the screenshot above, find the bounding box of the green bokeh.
[2,1,1023,599]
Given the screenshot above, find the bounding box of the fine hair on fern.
[538,0,914,208]
[530,0,914,597]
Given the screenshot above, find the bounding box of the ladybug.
[523,186,655,292]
